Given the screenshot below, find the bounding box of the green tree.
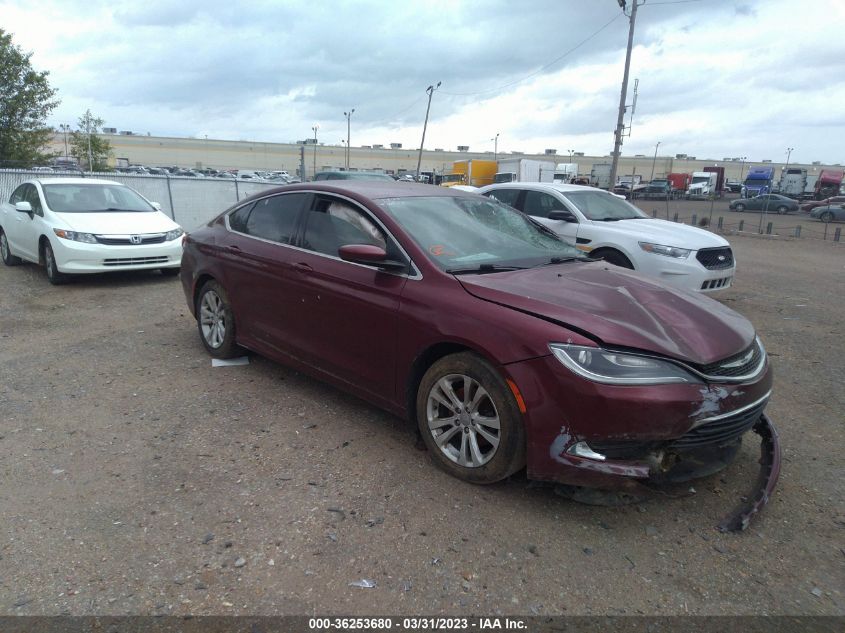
[0,28,59,168]
[70,109,112,171]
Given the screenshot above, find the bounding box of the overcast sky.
[3,0,844,164]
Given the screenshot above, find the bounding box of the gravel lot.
[0,231,842,617]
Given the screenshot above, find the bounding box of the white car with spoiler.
[1,178,183,284]
[478,182,735,293]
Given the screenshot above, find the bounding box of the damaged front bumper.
[549,414,781,532]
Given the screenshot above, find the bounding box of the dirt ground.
[0,231,842,617]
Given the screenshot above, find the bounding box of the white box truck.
[493,158,556,183]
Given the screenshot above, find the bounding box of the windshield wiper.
[535,256,583,267]
[447,264,528,275]
[594,217,622,222]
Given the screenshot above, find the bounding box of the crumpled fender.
[717,414,781,532]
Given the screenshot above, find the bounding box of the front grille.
[696,247,734,270]
[103,256,169,266]
[692,340,763,378]
[669,399,768,449]
[95,234,166,245]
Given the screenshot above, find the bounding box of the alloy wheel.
[426,373,501,468]
[200,290,226,348]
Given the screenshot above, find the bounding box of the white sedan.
[478,182,735,293]
[0,178,184,285]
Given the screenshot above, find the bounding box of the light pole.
[311,124,319,180]
[344,109,355,170]
[491,133,499,161]
[416,81,441,180]
[567,149,574,161]
[59,124,70,158]
[86,115,93,172]
[739,155,748,184]
[650,140,661,181]
[609,0,641,189]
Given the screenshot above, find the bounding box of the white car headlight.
[164,228,184,241]
[53,228,97,244]
[549,343,698,385]
[639,242,691,259]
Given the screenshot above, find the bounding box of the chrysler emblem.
[129,235,142,245]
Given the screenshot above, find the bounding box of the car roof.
[481,182,605,194]
[29,177,127,187]
[235,181,476,206]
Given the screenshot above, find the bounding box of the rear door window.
[242,193,308,244]
[522,191,565,218]
[484,189,521,208]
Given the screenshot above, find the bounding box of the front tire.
[776,205,788,214]
[1,230,21,266]
[416,352,525,484]
[594,249,634,269]
[820,211,834,223]
[196,280,242,358]
[734,203,746,212]
[43,241,68,285]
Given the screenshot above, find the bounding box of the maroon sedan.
[181,182,780,530]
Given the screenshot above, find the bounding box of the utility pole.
[491,133,499,161]
[59,124,70,158]
[311,124,319,180]
[86,114,94,172]
[609,0,640,189]
[650,141,661,181]
[299,144,305,182]
[344,109,355,170]
[416,81,441,181]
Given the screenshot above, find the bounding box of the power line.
[439,12,624,97]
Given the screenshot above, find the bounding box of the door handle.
[293,262,313,273]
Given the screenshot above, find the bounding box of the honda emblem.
[129,235,142,245]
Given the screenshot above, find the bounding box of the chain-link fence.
[0,169,279,230]
[647,208,843,243]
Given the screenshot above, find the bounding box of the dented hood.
[458,262,754,365]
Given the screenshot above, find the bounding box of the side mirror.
[15,201,33,213]
[548,210,576,222]
[338,244,407,271]
[150,201,162,211]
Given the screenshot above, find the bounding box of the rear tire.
[594,249,634,269]
[416,352,525,484]
[196,280,243,358]
[1,230,21,266]
[43,241,68,285]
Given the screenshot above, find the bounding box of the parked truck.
[814,169,844,200]
[494,158,555,183]
[778,167,808,199]
[802,174,819,200]
[742,167,776,198]
[552,162,579,183]
[667,172,691,197]
[590,163,612,189]
[686,172,719,198]
[443,159,498,187]
[703,166,726,197]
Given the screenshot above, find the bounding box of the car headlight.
[549,343,698,385]
[164,228,184,241]
[53,228,97,244]
[639,242,691,259]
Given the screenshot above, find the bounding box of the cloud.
[0,0,842,163]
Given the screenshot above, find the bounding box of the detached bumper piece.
[717,414,781,533]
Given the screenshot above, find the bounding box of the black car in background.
[729,194,799,214]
